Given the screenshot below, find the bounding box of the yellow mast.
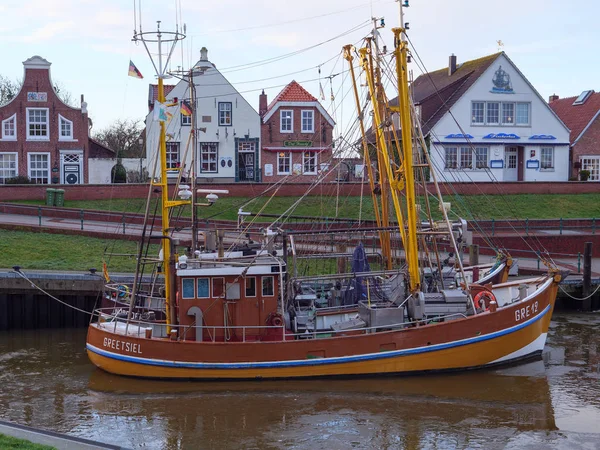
[391,25,421,293]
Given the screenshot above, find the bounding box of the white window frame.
[501,102,515,125]
[515,102,530,126]
[1,114,17,141]
[540,147,554,170]
[58,114,74,141]
[181,112,192,126]
[218,102,232,126]
[301,110,314,133]
[277,151,291,175]
[444,147,458,170]
[262,276,275,297]
[27,152,51,184]
[580,156,600,181]
[459,147,472,169]
[302,151,317,175]
[471,102,484,125]
[166,142,180,170]
[26,108,49,140]
[280,110,293,133]
[199,142,218,173]
[181,278,195,299]
[245,276,257,298]
[471,101,530,127]
[474,147,489,169]
[486,102,500,125]
[196,278,210,299]
[0,152,18,183]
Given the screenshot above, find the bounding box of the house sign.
[27,92,47,102]
[483,133,520,139]
[445,133,474,139]
[529,134,556,140]
[283,140,312,147]
[490,65,513,94]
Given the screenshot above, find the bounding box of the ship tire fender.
[117,284,130,298]
[474,290,495,312]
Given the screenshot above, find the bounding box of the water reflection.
[0,312,599,449]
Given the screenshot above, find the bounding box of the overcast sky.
[1,0,597,134]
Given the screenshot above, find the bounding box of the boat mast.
[391,3,421,293]
[133,21,187,333]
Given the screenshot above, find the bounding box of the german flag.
[128,60,143,79]
[181,100,192,116]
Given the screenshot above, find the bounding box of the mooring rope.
[558,283,600,301]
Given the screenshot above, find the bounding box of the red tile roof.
[549,92,600,143]
[148,84,176,110]
[267,80,318,111]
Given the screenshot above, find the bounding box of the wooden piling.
[469,244,479,266]
[582,242,593,311]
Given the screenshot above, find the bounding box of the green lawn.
[10,193,600,221]
[0,229,158,272]
[0,433,55,449]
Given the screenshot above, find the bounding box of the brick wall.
[572,115,600,178]
[0,59,89,183]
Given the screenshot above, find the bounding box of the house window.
[280,110,293,132]
[0,153,18,183]
[580,157,600,181]
[475,147,489,169]
[212,278,224,298]
[182,278,195,299]
[471,102,484,125]
[541,147,554,169]
[262,276,274,297]
[502,102,514,125]
[27,108,49,140]
[444,147,458,169]
[166,142,180,169]
[516,103,530,125]
[301,110,314,132]
[58,115,73,140]
[277,151,291,175]
[196,278,210,298]
[181,113,192,126]
[218,102,232,126]
[200,142,218,173]
[27,153,50,184]
[460,147,472,169]
[302,151,317,174]
[486,102,500,125]
[245,277,256,297]
[2,114,16,140]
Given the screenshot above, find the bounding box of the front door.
[60,152,83,184]
[504,147,518,181]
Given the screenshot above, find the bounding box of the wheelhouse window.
[0,153,18,184]
[182,278,195,299]
[302,151,317,175]
[301,110,314,132]
[196,278,210,298]
[444,147,458,169]
[277,151,291,175]
[475,147,489,169]
[58,114,73,140]
[27,153,50,184]
[218,102,232,126]
[471,102,484,125]
[541,147,554,169]
[166,142,180,169]
[280,110,293,133]
[200,142,218,173]
[245,277,256,297]
[262,276,274,297]
[2,114,16,140]
[212,278,224,298]
[27,108,49,140]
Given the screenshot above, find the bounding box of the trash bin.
[54,189,65,207]
[45,188,56,206]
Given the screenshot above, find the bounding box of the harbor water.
[0,311,598,449]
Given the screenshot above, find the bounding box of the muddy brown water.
[0,311,599,449]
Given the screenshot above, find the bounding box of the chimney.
[448,54,457,76]
[549,93,559,103]
[259,90,267,117]
[200,47,208,61]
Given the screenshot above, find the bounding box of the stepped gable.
[266,80,318,111]
[549,92,600,142]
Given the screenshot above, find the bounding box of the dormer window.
[27,108,49,140]
[58,115,73,140]
[1,114,16,140]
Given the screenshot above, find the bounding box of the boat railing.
[91,308,471,343]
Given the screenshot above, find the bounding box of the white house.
[404,52,570,182]
[146,48,261,183]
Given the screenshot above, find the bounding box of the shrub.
[4,175,34,184]
[579,170,590,181]
[111,163,127,183]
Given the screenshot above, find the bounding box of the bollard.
[80,209,84,230]
[38,206,42,226]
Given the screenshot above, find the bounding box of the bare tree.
[53,80,77,107]
[94,119,144,158]
[0,75,20,106]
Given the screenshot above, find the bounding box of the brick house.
[549,91,600,181]
[0,56,106,184]
[259,81,335,182]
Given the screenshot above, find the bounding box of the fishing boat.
[86,5,560,380]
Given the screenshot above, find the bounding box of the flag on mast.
[128,60,144,79]
[181,100,192,116]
